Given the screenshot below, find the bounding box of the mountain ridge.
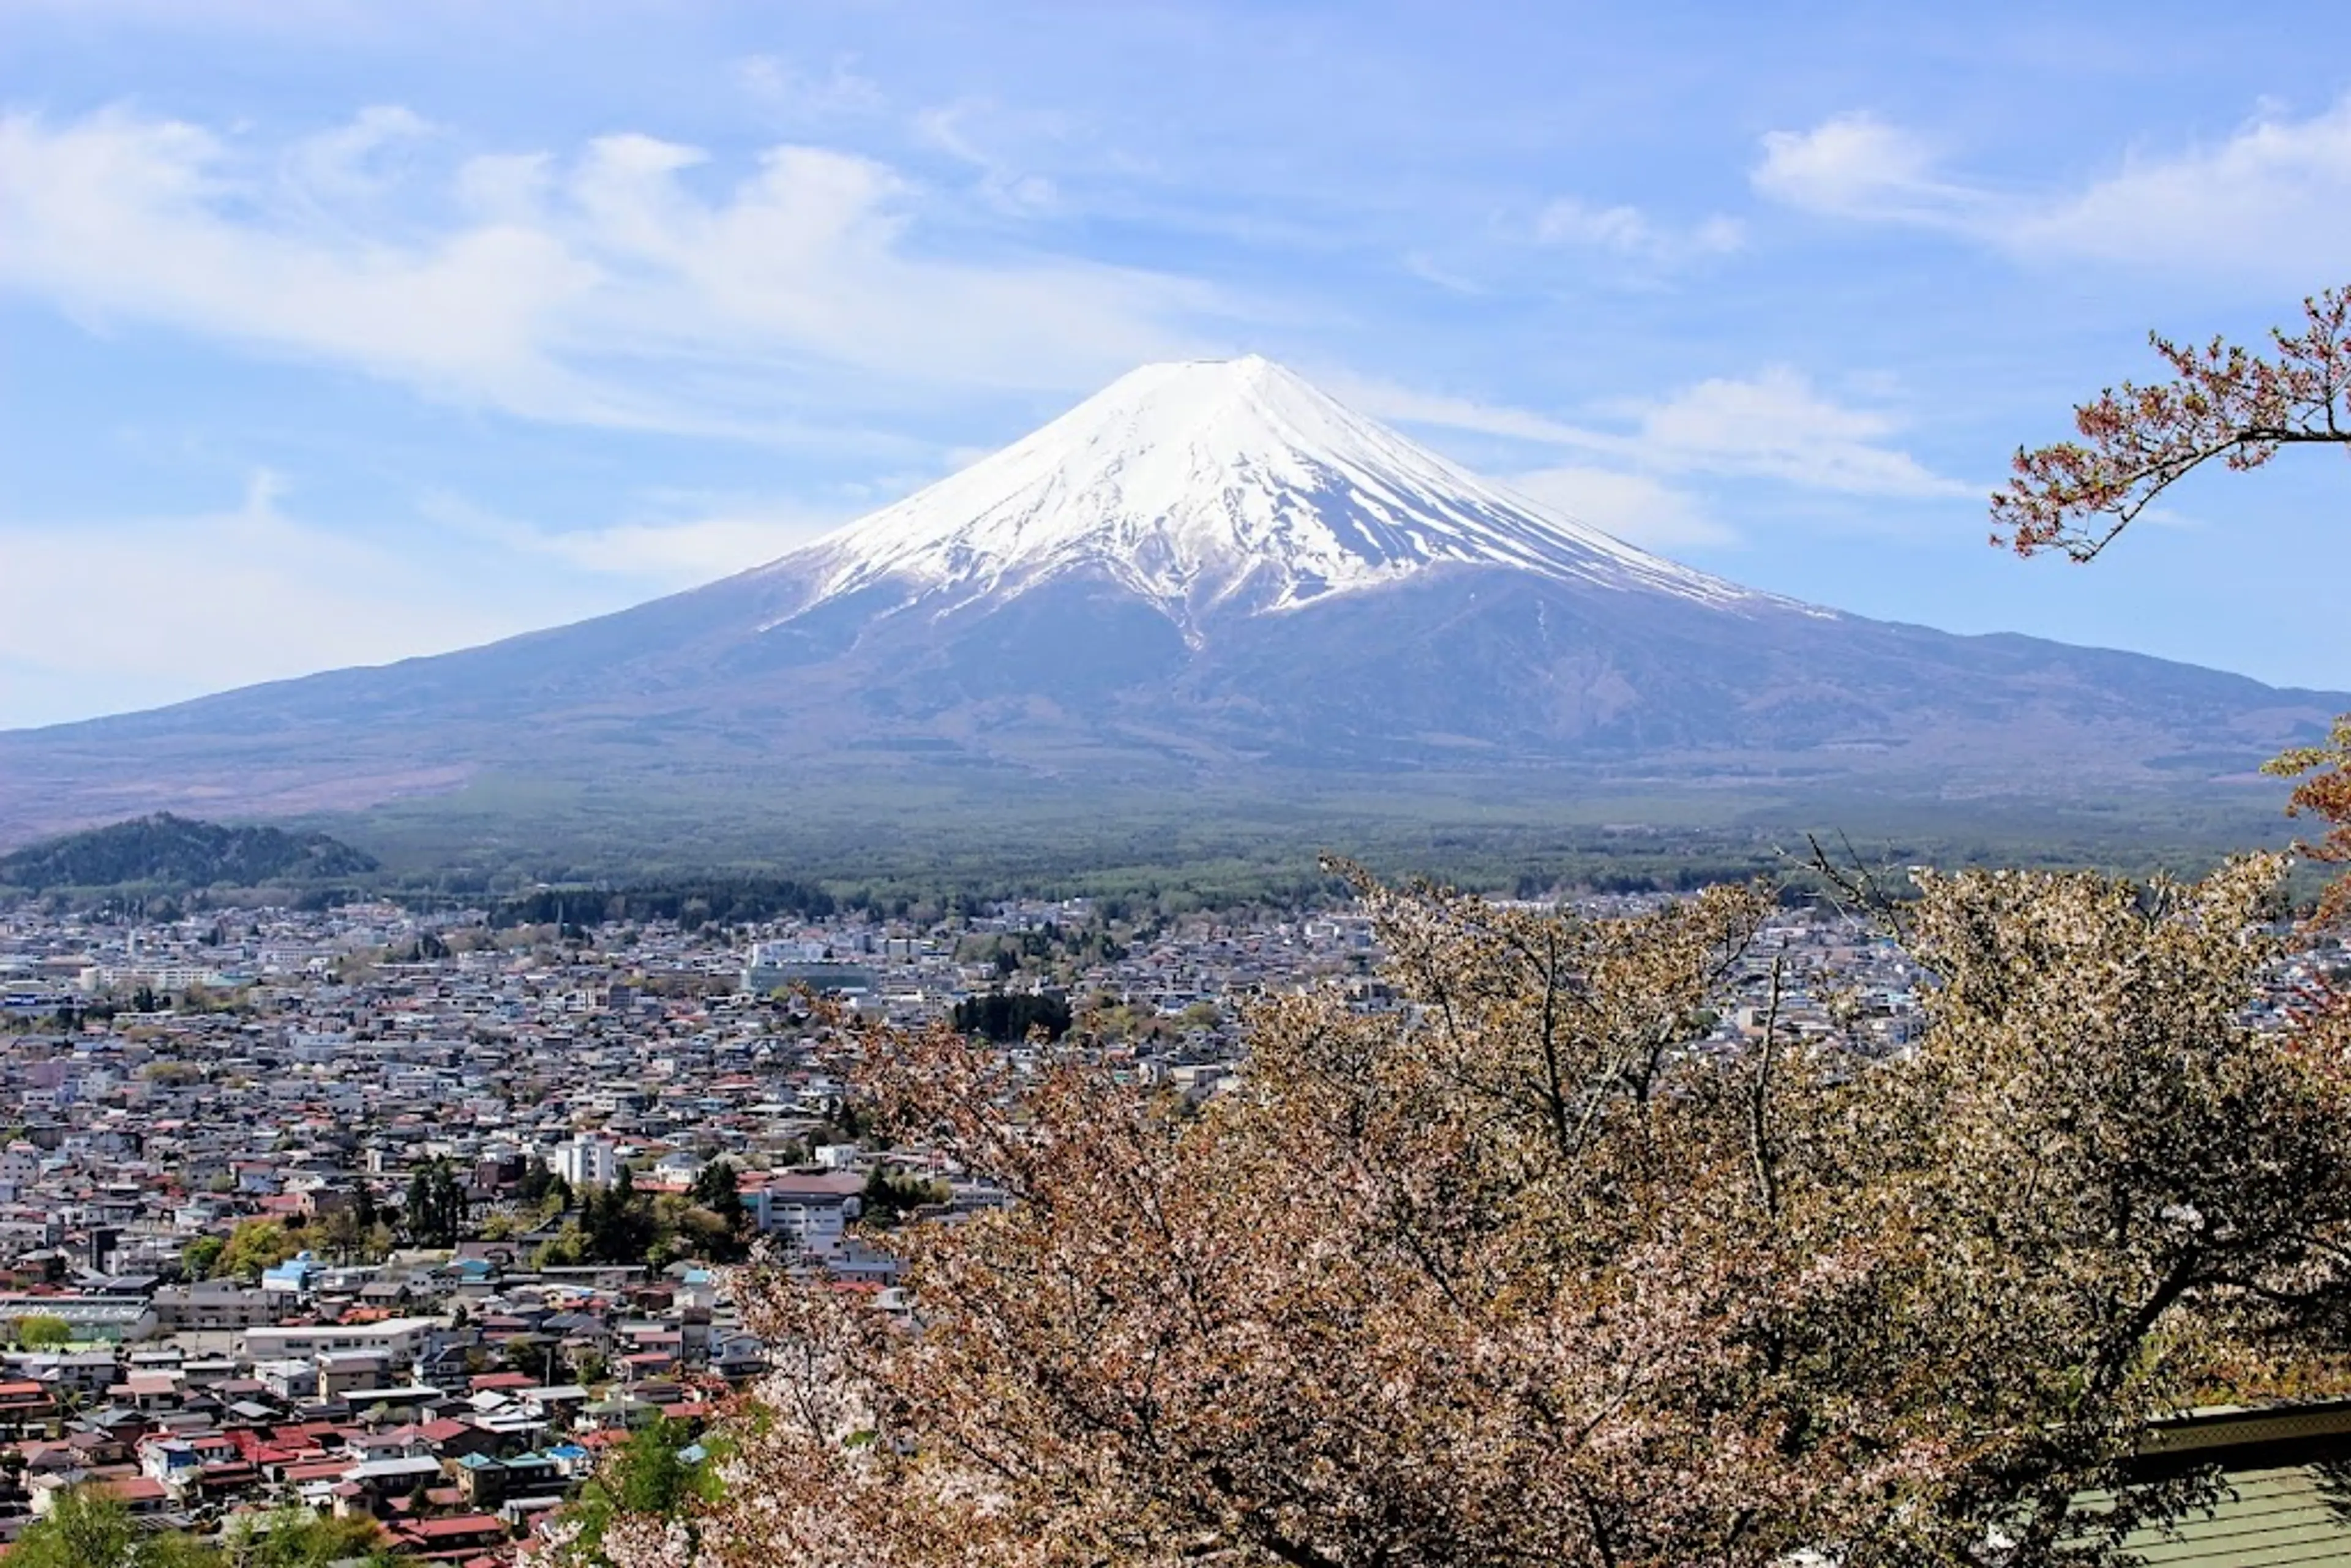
[0,357,2340,851]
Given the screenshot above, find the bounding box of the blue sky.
[2,0,2347,727]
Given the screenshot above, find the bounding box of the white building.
[756,1172,864,1259]
[550,1135,618,1191]
[241,1316,442,1367]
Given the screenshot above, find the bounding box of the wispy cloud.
[913,98,1065,214]
[1501,465,1734,550]
[0,105,1223,438]
[1753,96,2351,282]
[1624,368,1968,498]
[0,475,593,727]
[1338,367,1967,503]
[419,491,849,586]
[0,472,863,727]
[1332,375,1599,447]
[1534,197,1744,266]
[735,53,888,122]
[1752,113,1968,223]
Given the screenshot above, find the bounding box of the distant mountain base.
[310,764,2304,902]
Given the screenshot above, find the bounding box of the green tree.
[950,990,1073,1042]
[537,1221,591,1269]
[218,1506,397,1566]
[351,1179,380,1236]
[315,1205,362,1263]
[542,1416,721,1565]
[10,1313,72,1348]
[857,1163,948,1228]
[684,1158,751,1262]
[212,1219,300,1282]
[403,1158,467,1247]
[585,1165,656,1264]
[10,1485,220,1567]
[519,1153,560,1204]
[181,1234,225,1279]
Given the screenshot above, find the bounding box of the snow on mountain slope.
[759,356,1768,637]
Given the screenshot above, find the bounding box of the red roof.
[400,1512,506,1539]
[282,1459,351,1482]
[469,1371,534,1390]
[97,1477,167,1501]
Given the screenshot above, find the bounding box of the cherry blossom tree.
[585,859,2351,1568]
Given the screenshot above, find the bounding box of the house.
[2099,1398,2351,1561]
[336,1452,444,1512]
[394,1512,509,1553]
[0,1378,54,1430]
[755,1171,864,1259]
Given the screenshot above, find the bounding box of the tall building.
[549,1135,617,1191]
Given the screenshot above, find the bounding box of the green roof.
[2079,1401,2351,1566]
[2117,1465,2351,1566]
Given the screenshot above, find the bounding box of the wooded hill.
[0,813,379,891]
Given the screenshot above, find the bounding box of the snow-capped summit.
[763,355,1753,637]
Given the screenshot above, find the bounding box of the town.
[0,887,2339,1561]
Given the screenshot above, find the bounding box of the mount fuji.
[0,357,2339,850]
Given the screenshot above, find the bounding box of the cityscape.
[0,887,2345,1556]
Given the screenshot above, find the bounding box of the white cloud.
[914,99,1063,214]
[1753,96,2351,282]
[1752,113,1959,222]
[0,472,877,727]
[1501,466,1734,549]
[1337,367,1964,500]
[0,106,1217,437]
[2012,97,2351,277]
[735,53,887,121]
[0,475,614,727]
[419,491,849,587]
[277,103,437,209]
[1329,374,1601,448]
[1534,197,1744,263]
[531,515,836,582]
[1626,368,1971,498]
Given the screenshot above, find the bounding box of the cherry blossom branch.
[1991,284,2351,562]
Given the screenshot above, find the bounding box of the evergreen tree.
[686,1158,751,1262]
[585,1165,655,1263]
[403,1158,467,1247]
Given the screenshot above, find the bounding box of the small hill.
[0,813,379,891]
